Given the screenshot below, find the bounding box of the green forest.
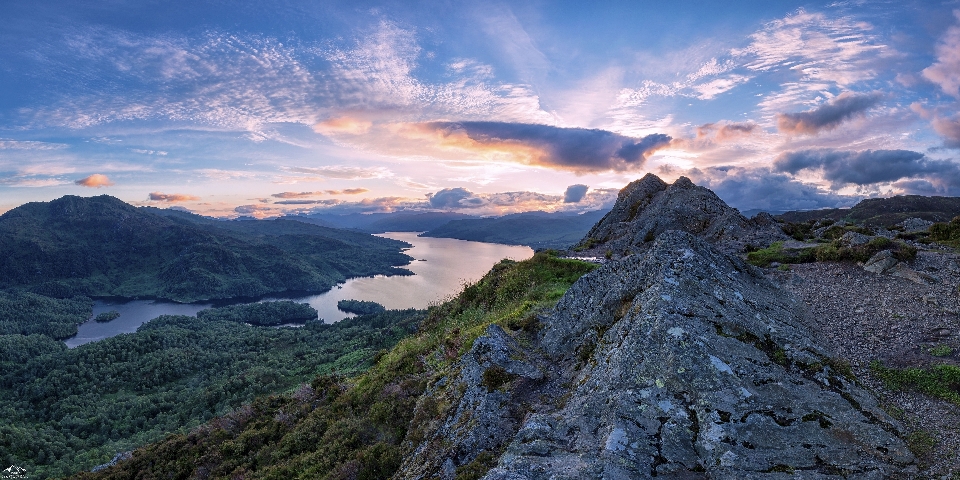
[0,302,423,478]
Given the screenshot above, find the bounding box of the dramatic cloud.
[148,192,201,202]
[776,92,881,135]
[773,149,960,189]
[563,184,589,203]
[686,166,853,212]
[922,11,960,98]
[415,122,672,172]
[75,174,114,188]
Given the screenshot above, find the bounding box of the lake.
[65,233,533,348]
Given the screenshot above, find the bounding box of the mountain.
[574,173,785,255]
[70,176,926,478]
[420,209,609,249]
[0,195,413,302]
[290,211,476,233]
[777,195,960,225]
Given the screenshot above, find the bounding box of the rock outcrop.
[399,231,916,478]
[575,174,786,256]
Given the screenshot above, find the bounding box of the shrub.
[871,361,960,406]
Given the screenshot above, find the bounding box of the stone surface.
[839,231,872,247]
[864,250,899,274]
[399,231,916,479]
[574,174,786,256]
[899,218,934,232]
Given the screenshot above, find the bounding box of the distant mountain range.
[777,195,960,225]
[0,196,413,302]
[288,209,611,250]
[420,209,609,249]
[290,211,476,233]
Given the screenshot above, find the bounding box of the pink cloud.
[75,174,114,188]
[922,11,960,98]
[149,192,201,202]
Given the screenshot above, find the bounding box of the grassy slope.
[72,252,598,480]
[0,196,412,302]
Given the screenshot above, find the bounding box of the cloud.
[148,192,201,202]
[773,148,960,189]
[284,165,391,180]
[271,188,370,199]
[272,191,324,199]
[234,204,275,218]
[313,117,373,136]
[428,187,485,209]
[776,92,881,134]
[274,199,339,205]
[931,116,960,149]
[0,140,68,150]
[686,166,854,211]
[922,11,960,98]
[75,174,114,188]
[413,122,672,172]
[563,184,589,203]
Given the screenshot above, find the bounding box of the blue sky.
[2,0,960,217]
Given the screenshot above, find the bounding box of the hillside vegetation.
[777,195,960,226]
[0,196,413,302]
[71,251,598,479]
[0,304,423,478]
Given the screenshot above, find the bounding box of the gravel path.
[769,249,960,478]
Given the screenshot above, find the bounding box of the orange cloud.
[149,192,201,202]
[75,174,114,188]
[399,122,672,172]
[338,188,369,195]
[272,191,325,198]
[313,117,374,136]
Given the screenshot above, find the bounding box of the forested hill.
[0,195,413,302]
[777,195,960,225]
[419,209,608,249]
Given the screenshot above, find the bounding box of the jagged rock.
[864,250,899,274]
[839,231,872,247]
[575,174,786,255]
[401,231,916,479]
[898,218,934,233]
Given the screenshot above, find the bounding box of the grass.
[929,216,960,247]
[871,361,960,406]
[746,237,917,268]
[929,345,955,357]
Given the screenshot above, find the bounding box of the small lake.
[66,233,533,348]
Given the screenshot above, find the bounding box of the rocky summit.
[576,173,785,256]
[392,175,922,479]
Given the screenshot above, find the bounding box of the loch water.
[66,232,534,348]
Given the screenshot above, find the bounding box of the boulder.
[839,231,872,247]
[863,250,898,274]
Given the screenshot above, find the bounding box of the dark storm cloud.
[423,121,672,172]
[687,166,853,212]
[772,148,960,188]
[776,92,882,135]
[563,184,589,203]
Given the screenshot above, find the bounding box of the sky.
[2,0,960,218]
